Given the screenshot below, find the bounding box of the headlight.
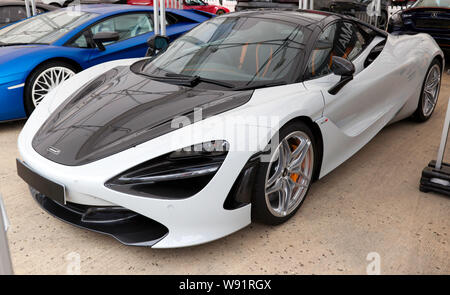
[105,140,229,199]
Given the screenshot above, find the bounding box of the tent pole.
[0,195,13,275]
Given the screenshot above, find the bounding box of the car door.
[67,12,155,67]
[303,20,393,175]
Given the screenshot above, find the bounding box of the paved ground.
[1,68,449,275]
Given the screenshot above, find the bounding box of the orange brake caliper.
[290,143,299,183]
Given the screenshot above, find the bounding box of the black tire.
[24,61,78,116]
[412,58,442,122]
[251,121,319,225]
[216,9,226,15]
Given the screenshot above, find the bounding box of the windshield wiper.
[137,71,235,88]
[165,73,234,88]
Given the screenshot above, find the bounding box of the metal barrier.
[299,0,314,9]
[24,0,37,18]
[0,194,13,275]
[154,0,183,36]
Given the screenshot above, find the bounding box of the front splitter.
[30,187,168,247]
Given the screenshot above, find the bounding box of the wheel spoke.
[280,140,291,169]
[38,79,48,90]
[426,76,439,90]
[288,139,310,171]
[288,178,306,202]
[34,95,45,103]
[267,140,290,185]
[424,88,435,96]
[296,169,311,182]
[278,178,291,215]
[266,178,283,195]
[267,154,284,187]
[290,139,307,163]
[425,92,434,105]
[288,177,307,190]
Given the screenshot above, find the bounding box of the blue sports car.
[0,4,212,121]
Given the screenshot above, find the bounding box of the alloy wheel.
[264,131,314,217]
[422,64,441,117]
[31,66,75,107]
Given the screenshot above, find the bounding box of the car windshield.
[140,16,310,89]
[185,0,206,5]
[0,9,98,45]
[413,0,450,7]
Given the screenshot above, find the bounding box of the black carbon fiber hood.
[32,64,252,166]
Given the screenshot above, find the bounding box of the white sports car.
[17,10,444,248]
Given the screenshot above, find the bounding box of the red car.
[128,0,230,15]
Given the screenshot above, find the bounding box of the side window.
[0,7,11,25]
[0,6,27,24]
[356,23,377,47]
[91,13,153,44]
[165,12,178,25]
[343,22,371,61]
[306,23,337,79]
[67,13,154,49]
[69,31,92,48]
[333,21,361,61]
[306,21,370,79]
[10,6,27,22]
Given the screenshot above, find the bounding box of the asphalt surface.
[1,68,449,275]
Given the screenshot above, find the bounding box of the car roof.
[0,0,56,9]
[68,4,154,14]
[227,9,340,28]
[227,9,387,34]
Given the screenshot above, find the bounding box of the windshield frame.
[138,15,314,90]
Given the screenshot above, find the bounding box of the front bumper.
[18,117,256,248]
[30,187,168,246]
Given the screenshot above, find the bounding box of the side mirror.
[93,32,119,51]
[328,56,355,95]
[146,35,170,57]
